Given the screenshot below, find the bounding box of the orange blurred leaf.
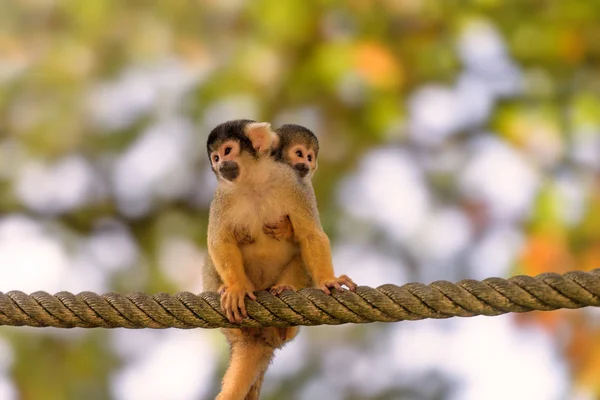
[353,41,403,90]
[519,231,573,276]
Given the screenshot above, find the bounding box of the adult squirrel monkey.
[203,120,355,399]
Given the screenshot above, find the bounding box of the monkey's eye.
[296,150,303,158]
[224,147,232,156]
[307,155,312,162]
[213,155,219,163]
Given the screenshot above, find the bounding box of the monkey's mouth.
[294,163,310,178]
[219,161,240,181]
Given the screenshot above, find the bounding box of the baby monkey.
[273,123,319,180]
[263,124,354,294]
[241,124,356,400]
[261,124,319,262]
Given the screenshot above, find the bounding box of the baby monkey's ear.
[245,122,277,154]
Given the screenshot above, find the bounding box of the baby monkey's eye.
[296,150,303,158]
[224,147,232,156]
[213,155,220,163]
[307,155,312,162]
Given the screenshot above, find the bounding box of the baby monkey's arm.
[264,212,357,293]
[285,203,357,294]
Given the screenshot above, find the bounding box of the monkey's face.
[209,140,245,182]
[207,120,279,185]
[285,144,318,179]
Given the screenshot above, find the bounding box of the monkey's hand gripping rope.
[1,269,599,329]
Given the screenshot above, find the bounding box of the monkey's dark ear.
[245,122,275,154]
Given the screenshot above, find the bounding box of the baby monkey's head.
[207,119,277,182]
[272,124,319,180]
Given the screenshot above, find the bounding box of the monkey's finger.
[222,296,235,323]
[338,276,357,291]
[224,296,240,323]
[247,291,257,301]
[270,286,287,295]
[263,226,282,234]
[262,228,281,240]
[264,229,281,236]
[237,298,247,320]
[231,302,242,323]
[225,303,235,323]
[329,282,343,292]
[318,285,331,295]
[266,235,282,241]
[227,309,236,323]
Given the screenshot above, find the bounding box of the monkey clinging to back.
[203,120,355,399]
[264,124,355,294]
[246,123,357,400]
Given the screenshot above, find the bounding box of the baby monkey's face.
[284,142,318,179]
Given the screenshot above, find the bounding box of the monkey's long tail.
[244,361,268,400]
[245,327,300,400]
[217,328,277,400]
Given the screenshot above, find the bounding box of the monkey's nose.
[294,163,310,178]
[220,161,240,181]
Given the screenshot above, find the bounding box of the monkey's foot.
[263,216,293,241]
[219,284,257,323]
[269,284,296,296]
[317,275,357,295]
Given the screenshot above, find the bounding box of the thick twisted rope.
[1,269,599,329]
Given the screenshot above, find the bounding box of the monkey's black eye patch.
[224,147,232,155]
